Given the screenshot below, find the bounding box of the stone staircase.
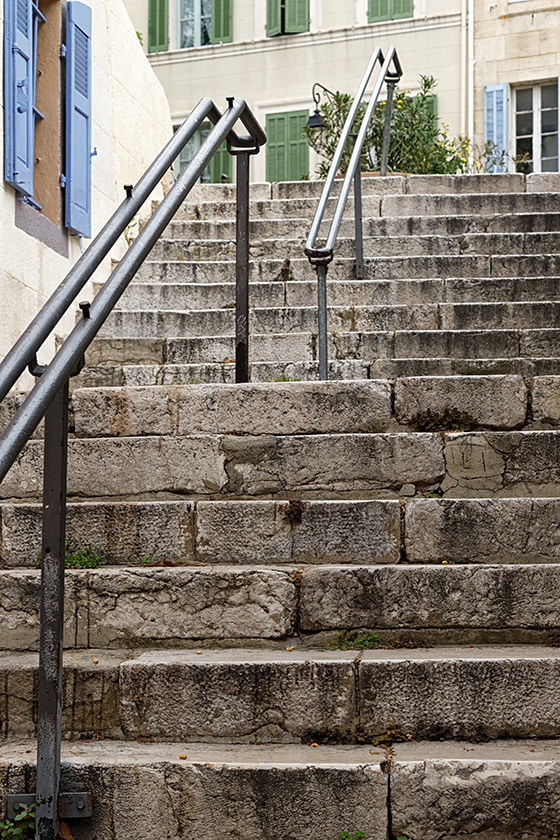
[1,172,560,839]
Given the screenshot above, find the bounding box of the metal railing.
[304,46,403,380]
[0,96,265,840]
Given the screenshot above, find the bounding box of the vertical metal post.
[317,264,329,381]
[351,133,364,280]
[235,151,250,383]
[35,380,69,840]
[380,80,396,177]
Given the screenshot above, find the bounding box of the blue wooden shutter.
[285,0,309,33]
[65,1,92,237]
[4,0,35,197]
[484,84,508,173]
[266,0,281,36]
[212,0,233,43]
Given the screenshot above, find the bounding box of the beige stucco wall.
[0,0,172,390]
[473,0,560,153]
[139,0,464,181]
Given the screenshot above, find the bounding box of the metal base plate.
[7,792,92,819]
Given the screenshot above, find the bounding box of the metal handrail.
[304,46,402,379]
[0,95,265,840]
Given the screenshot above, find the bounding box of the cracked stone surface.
[0,571,77,649]
[441,431,560,497]
[196,500,400,564]
[394,375,527,428]
[299,564,560,631]
[533,376,560,425]
[72,381,393,437]
[0,501,195,567]
[391,740,560,840]
[0,741,388,840]
[119,650,357,742]
[405,498,560,563]
[359,647,560,740]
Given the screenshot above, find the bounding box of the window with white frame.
[179,0,212,48]
[515,82,559,173]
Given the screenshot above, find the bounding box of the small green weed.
[331,629,381,650]
[0,801,35,839]
[339,832,365,840]
[141,555,155,565]
[37,540,103,569]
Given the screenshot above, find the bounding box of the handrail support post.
[380,79,396,177]
[317,264,329,381]
[351,133,364,280]
[35,378,69,840]
[234,150,250,383]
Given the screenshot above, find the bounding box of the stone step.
[3,430,559,501]
[2,646,560,742]
[0,740,390,840]
[71,376,537,438]
[130,253,560,283]
[369,357,560,378]
[109,276,560,312]
[163,211,560,240]
[149,231,560,262]
[99,301,560,339]
[381,191,560,217]
[175,194,382,222]
[1,563,559,651]
[2,497,558,569]
[84,328,560,369]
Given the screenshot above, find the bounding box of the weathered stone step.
[110,276,560,312]
[2,497,558,569]
[130,253,560,283]
[381,191,560,217]
[3,430,559,501]
[175,194,382,222]
[164,211,560,240]
[1,563,559,651]
[118,646,560,742]
[71,376,535,438]
[149,231,560,261]
[84,328,560,370]
[370,357,560,378]
[99,301,560,339]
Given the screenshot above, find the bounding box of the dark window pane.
[200,19,211,44]
[542,133,558,157]
[516,158,533,174]
[542,84,558,109]
[516,136,533,155]
[516,88,533,111]
[516,111,533,136]
[542,157,558,172]
[542,109,558,134]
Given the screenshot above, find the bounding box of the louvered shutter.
[287,111,308,180]
[391,0,413,19]
[368,0,391,23]
[484,84,508,173]
[421,93,438,122]
[266,113,286,181]
[65,1,92,236]
[212,0,233,43]
[285,0,309,33]
[4,0,34,196]
[148,0,168,52]
[266,0,281,36]
[210,142,232,182]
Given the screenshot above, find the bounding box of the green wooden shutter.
[210,142,232,182]
[368,0,391,23]
[266,113,286,181]
[148,0,168,52]
[419,93,438,122]
[266,0,281,36]
[287,111,309,180]
[285,0,309,33]
[391,0,413,19]
[212,0,233,43]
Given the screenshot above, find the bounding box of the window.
[148,0,232,52]
[266,111,308,182]
[514,82,559,173]
[484,84,508,173]
[266,0,309,37]
[176,125,232,183]
[4,0,93,237]
[368,0,414,24]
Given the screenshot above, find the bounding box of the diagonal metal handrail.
[0,95,265,840]
[304,46,402,380]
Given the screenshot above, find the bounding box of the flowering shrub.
[304,75,469,176]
